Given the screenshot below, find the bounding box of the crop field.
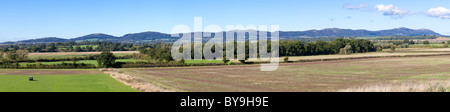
[121,55,450,92]
[243,52,450,63]
[0,69,137,92]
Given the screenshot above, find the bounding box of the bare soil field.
[0,69,105,75]
[121,55,450,92]
[243,52,450,63]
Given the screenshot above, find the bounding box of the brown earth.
[120,55,450,92]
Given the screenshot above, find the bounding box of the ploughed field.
[122,55,450,92]
[0,69,138,92]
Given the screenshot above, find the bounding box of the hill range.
[3,27,442,44]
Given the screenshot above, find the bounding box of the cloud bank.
[425,7,450,19]
[374,4,414,18]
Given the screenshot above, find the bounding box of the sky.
[1,0,450,42]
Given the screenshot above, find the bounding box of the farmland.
[19,59,146,67]
[27,51,138,60]
[0,69,138,92]
[121,55,450,92]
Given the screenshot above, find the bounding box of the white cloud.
[344,3,369,10]
[375,4,413,18]
[425,7,450,19]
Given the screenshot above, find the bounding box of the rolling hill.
[4,27,442,44]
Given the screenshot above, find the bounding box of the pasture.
[28,51,138,59]
[19,59,146,67]
[0,69,137,92]
[121,55,450,92]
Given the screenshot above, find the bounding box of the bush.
[339,44,352,55]
[376,46,383,52]
[390,45,396,52]
[283,57,289,62]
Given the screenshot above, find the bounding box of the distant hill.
[279,27,441,39]
[5,27,442,44]
[69,33,119,42]
[16,37,68,43]
[121,31,173,43]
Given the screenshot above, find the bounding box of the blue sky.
[1,0,450,42]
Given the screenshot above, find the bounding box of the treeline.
[280,38,376,56]
[136,38,377,64]
[1,41,138,52]
[0,62,96,69]
[367,35,438,40]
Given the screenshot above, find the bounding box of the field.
[121,55,450,92]
[19,59,146,67]
[72,45,99,49]
[242,52,450,63]
[28,51,138,59]
[0,69,137,92]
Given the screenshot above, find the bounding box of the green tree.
[390,45,396,52]
[5,51,17,61]
[86,46,93,51]
[96,51,117,68]
[339,44,352,55]
[46,43,57,52]
[403,39,410,44]
[75,46,82,52]
[16,50,29,61]
[423,41,430,45]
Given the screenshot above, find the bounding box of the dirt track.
[101,68,174,92]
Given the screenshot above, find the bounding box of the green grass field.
[28,53,132,60]
[72,45,99,49]
[0,74,138,92]
[20,59,146,67]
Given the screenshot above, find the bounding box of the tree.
[16,50,29,61]
[403,39,410,44]
[86,46,93,51]
[340,44,352,55]
[445,43,449,48]
[409,40,415,44]
[31,47,41,52]
[46,43,57,52]
[376,46,383,52]
[96,51,117,68]
[0,51,4,59]
[75,46,82,52]
[423,41,430,45]
[5,51,18,62]
[390,45,396,52]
